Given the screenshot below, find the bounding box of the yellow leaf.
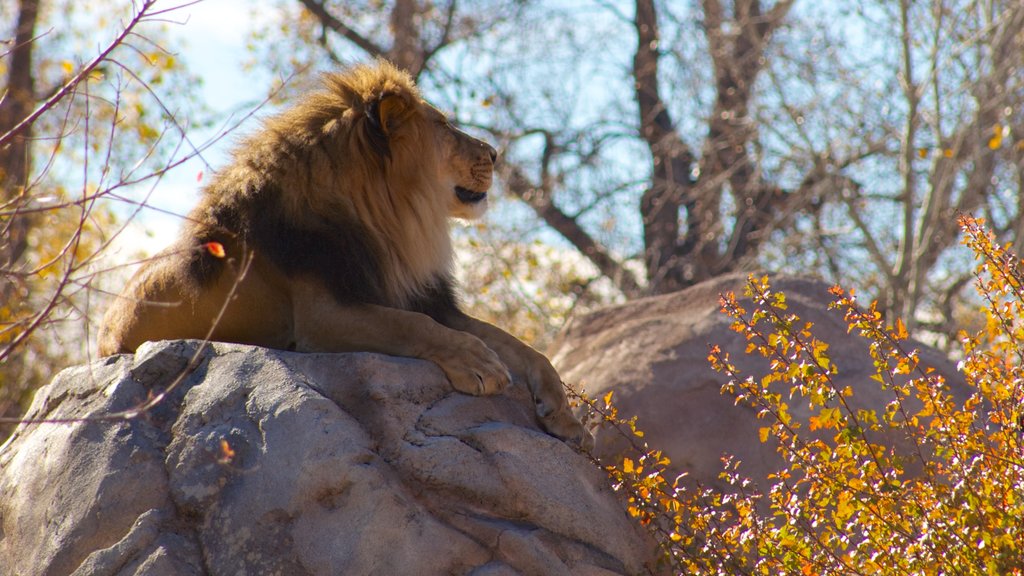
[622,457,634,474]
[836,491,854,520]
[61,60,74,76]
[758,427,770,443]
[894,317,908,339]
[136,122,159,140]
[988,123,1004,150]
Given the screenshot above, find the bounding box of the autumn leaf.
[204,241,226,258]
[218,438,236,464]
[893,317,908,340]
[988,123,1004,150]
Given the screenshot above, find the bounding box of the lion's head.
[360,84,497,221]
[236,60,498,305]
[286,61,499,223]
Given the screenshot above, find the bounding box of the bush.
[588,214,1023,574]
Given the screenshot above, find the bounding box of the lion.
[98,60,592,449]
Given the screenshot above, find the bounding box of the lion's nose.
[486,145,498,164]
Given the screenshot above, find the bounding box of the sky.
[110,0,274,256]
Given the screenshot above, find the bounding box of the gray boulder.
[550,273,968,492]
[0,340,658,576]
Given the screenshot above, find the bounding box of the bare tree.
[752,0,1024,335]
[854,0,1024,332]
[632,0,796,292]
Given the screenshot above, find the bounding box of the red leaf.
[204,241,226,258]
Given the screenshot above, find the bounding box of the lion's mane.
[189,61,454,310]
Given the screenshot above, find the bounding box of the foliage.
[0,0,207,439]
[454,224,623,349]
[590,214,1023,574]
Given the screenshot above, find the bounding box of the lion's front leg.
[448,314,594,450]
[291,281,510,396]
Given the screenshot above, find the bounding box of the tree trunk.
[634,0,697,294]
[0,0,39,305]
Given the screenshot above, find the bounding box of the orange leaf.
[218,438,236,463]
[204,241,226,258]
[894,317,908,339]
[988,123,1004,150]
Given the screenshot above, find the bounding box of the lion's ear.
[367,93,408,135]
[365,92,410,159]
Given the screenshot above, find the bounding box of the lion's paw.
[541,406,595,452]
[431,335,510,396]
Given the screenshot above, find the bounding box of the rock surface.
[551,273,969,492]
[0,340,658,576]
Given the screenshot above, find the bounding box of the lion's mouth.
[455,186,488,204]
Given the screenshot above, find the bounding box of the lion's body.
[99,61,590,447]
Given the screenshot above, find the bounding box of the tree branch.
[633,0,697,293]
[903,2,1024,320]
[502,163,643,297]
[388,0,425,75]
[699,0,792,267]
[421,0,459,71]
[296,0,386,60]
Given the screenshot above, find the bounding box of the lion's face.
[423,106,497,220]
[357,69,498,222]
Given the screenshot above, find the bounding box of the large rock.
[551,273,968,492]
[0,340,658,576]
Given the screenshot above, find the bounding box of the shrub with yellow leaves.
[590,214,1023,574]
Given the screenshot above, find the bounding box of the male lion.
[99,61,591,448]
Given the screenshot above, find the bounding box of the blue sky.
[114,0,273,254]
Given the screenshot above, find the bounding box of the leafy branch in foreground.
[596,214,1023,574]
